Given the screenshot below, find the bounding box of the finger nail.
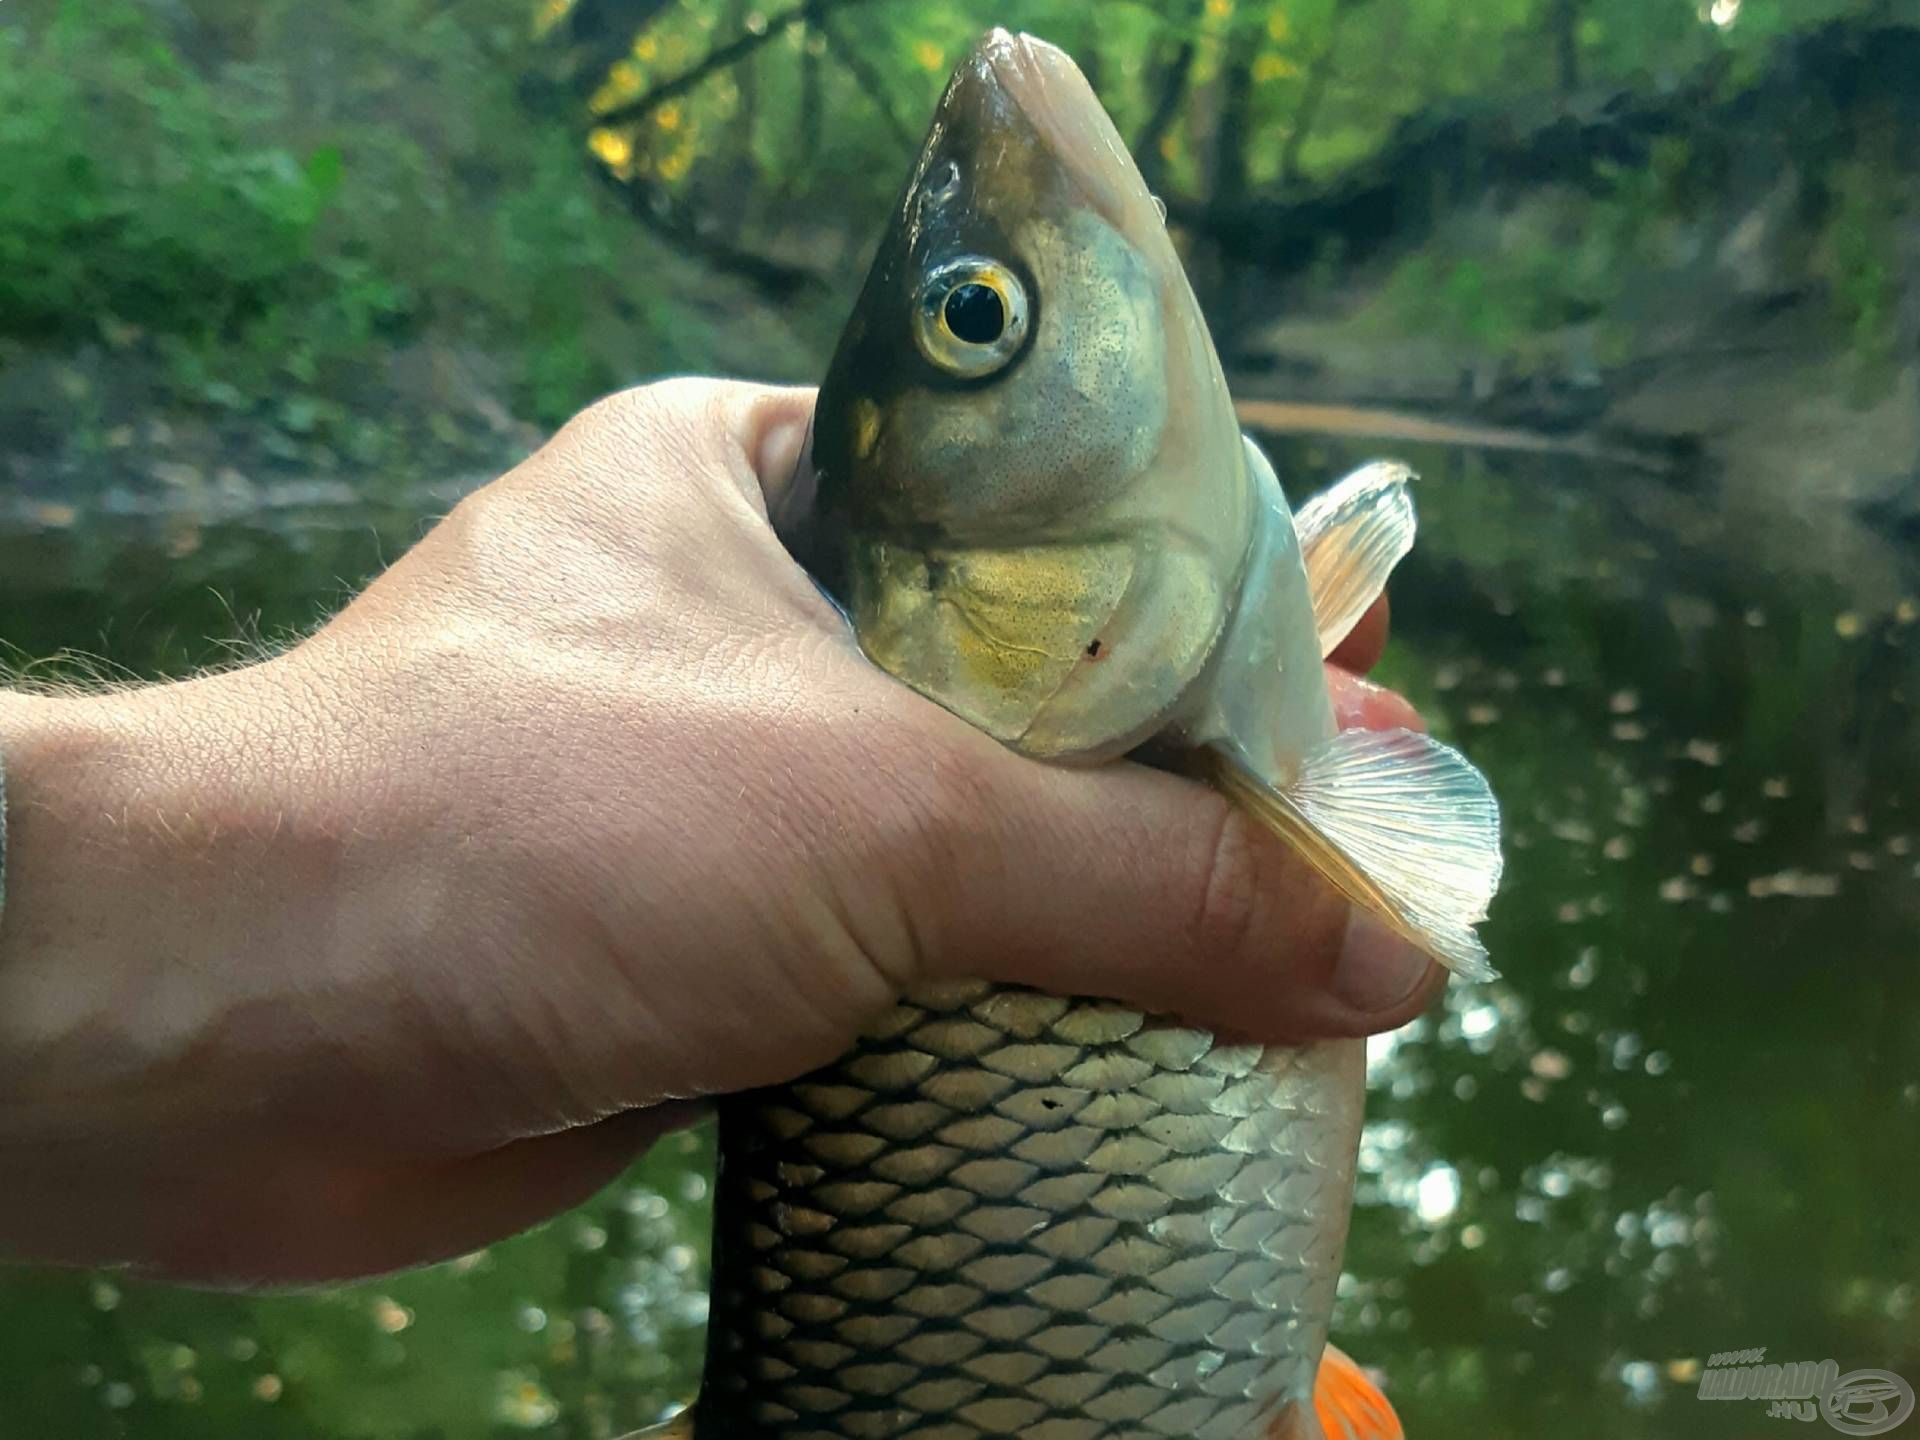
[1332,911,1438,1011]
[1329,672,1427,734]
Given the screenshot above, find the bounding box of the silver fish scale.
[697,981,1363,1440]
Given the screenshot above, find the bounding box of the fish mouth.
[961,29,1168,243]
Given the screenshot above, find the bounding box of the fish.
[638,28,1501,1440]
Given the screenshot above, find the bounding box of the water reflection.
[0,431,1916,1438]
[1270,434,1920,1439]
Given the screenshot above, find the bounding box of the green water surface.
[1,434,1914,1439]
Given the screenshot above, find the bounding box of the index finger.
[1328,594,1390,674]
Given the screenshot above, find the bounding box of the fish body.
[677,30,1503,1440]
[698,987,1364,1439]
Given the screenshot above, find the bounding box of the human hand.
[0,379,1438,1284]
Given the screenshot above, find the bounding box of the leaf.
[304,144,346,203]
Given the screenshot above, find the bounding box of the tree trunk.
[1551,0,1580,94]
[799,23,823,171]
[1135,0,1208,190]
[1279,0,1357,187]
[1205,50,1257,350]
[715,0,760,229]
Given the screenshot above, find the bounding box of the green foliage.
[0,0,752,440]
[1375,243,1600,360]
[1819,154,1904,383]
[579,0,1867,223]
[0,4,342,341]
[2,0,1904,449]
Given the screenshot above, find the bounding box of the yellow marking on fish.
[939,596,1077,694]
[852,397,882,460]
[938,547,1125,695]
[857,542,1134,745]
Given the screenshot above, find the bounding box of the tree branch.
[1550,0,1581,94]
[556,0,676,92]
[817,16,920,156]
[1211,52,1254,210]
[595,0,882,129]
[1165,19,1920,280]
[1134,0,1207,189]
[588,164,822,300]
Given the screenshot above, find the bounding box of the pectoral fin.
[1216,728,1502,979]
[1295,462,1417,659]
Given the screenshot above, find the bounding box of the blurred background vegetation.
[1,0,1917,1437]
[2,0,1916,531]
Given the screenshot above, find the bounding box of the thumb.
[895,733,1443,1042]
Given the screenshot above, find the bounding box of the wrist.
[0,668,352,1263]
[0,687,136,1034]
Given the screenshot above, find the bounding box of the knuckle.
[862,719,993,878]
[552,379,716,482]
[853,724,1001,961]
[1188,801,1274,967]
[577,377,697,432]
[559,385,655,450]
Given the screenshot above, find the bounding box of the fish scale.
[696,981,1363,1438]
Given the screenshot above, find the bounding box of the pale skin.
[0,379,1440,1287]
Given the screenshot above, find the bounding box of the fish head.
[811,30,1253,760]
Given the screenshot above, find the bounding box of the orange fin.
[1314,1344,1404,1440]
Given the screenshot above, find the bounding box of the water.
[2,430,1914,1439]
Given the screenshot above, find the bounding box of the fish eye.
[914,257,1029,378]
[944,283,1003,343]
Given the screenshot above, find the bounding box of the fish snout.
[944,29,1167,243]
